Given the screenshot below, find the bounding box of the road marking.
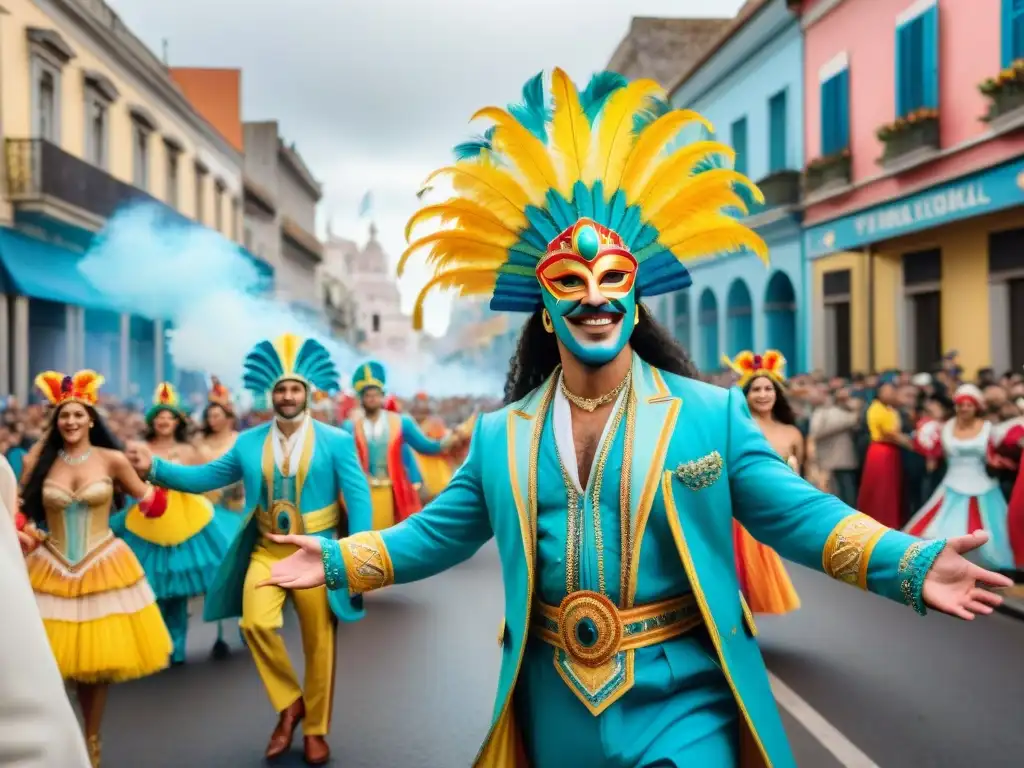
[769,672,881,768]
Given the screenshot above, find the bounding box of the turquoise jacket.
[326,354,933,767]
[150,419,373,622]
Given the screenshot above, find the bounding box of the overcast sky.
[110,0,745,335]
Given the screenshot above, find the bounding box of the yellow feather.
[659,216,769,266]
[404,199,522,244]
[399,231,510,277]
[585,79,662,192]
[648,171,763,231]
[422,163,529,225]
[412,269,497,331]
[620,109,713,199]
[274,333,301,376]
[472,107,560,204]
[632,141,735,211]
[549,68,591,196]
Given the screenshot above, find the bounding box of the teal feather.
[524,205,560,243]
[545,190,576,230]
[508,72,550,142]
[632,96,673,134]
[580,72,628,123]
[573,181,594,220]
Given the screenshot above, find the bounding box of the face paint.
[536,219,638,366]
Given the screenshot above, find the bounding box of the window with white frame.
[819,52,851,157]
[27,28,75,146]
[132,122,150,190]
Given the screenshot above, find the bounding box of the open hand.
[922,531,1013,619]
[257,533,327,590]
[125,441,153,475]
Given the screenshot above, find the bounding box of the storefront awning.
[0,228,116,311]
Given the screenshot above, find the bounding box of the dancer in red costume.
[858,380,909,528]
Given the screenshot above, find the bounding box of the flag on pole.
[358,191,373,219]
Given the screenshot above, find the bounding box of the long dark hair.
[201,403,235,437]
[743,376,796,426]
[21,404,126,526]
[503,303,699,405]
[144,408,189,444]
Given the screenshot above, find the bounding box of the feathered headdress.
[400,69,768,328]
[207,376,235,414]
[242,333,339,397]
[722,350,786,389]
[352,361,387,395]
[35,370,104,408]
[146,381,188,424]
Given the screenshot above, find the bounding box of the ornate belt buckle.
[557,590,622,667]
[270,500,299,534]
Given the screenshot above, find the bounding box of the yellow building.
[0,0,258,401]
[806,160,1024,380]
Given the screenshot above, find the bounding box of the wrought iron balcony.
[5,138,158,224]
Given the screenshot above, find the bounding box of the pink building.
[796,0,1024,379]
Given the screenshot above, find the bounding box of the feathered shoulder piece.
[35,370,104,407]
[722,350,786,389]
[400,68,768,329]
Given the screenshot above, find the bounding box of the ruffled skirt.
[27,535,172,682]
[111,490,235,601]
[905,484,1017,571]
[734,522,801,615]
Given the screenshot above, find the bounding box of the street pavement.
[98,543,1022,768]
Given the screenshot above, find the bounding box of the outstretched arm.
[400,414,445,456]
[327,430,374,622]
[149,444,243,494]
[263,418,493,617]
[726,389,1008,616]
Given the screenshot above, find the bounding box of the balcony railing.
[5,138,158,222]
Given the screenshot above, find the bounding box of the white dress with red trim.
[904,420,1016,570]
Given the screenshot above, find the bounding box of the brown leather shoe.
[303,735,331,765]
[265,698,305,759]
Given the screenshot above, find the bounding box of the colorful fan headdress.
[242,333,339,397]
[352,361,387,395]
[722,350,786,389]
[400,68,768,328]
[35,370,104,408]
[146,382,188,424]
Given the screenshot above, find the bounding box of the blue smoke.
[77,203,503,398]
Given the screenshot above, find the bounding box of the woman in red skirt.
[858,382,911,528]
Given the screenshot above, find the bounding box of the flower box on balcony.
[756,169,801,208]
[980,60,1024,129]
[876,111,939,167]
[804,150,851,196]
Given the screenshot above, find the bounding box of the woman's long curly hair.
[144,408,190,444]
[742,376,797,426]
[503,303,699,405]
[21,404,126,526]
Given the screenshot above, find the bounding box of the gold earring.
[542,309,554,334]
[89,422,95,428]
[634,313,640,327]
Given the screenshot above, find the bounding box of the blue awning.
[0,228,116,311]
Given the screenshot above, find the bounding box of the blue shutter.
[837,68,850,150]
[895,22,906,116]
[769,90,787,172]
[1005,0,1024,66]
[820,77,836,156]
[731,118,748,175]
[921,5,939,109]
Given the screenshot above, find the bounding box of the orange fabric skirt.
[734,522,801,615]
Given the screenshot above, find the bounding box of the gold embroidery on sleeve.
[821,513,889,590]
[339,531,395,594]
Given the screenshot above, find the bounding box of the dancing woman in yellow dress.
[112,383,234,665]
[19,370,172,767]
[194,378,245,659]
[408,393,454,501]
[723,351,802,615]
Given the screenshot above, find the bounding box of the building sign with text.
[805,159,1024,258]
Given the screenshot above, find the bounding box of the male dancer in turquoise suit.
[344,360,460,529]
[128,333,372,766]
[260,71,1011,767]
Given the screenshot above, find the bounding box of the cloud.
[109,0,745,336]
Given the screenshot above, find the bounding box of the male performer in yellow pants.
[129,334,372,765]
